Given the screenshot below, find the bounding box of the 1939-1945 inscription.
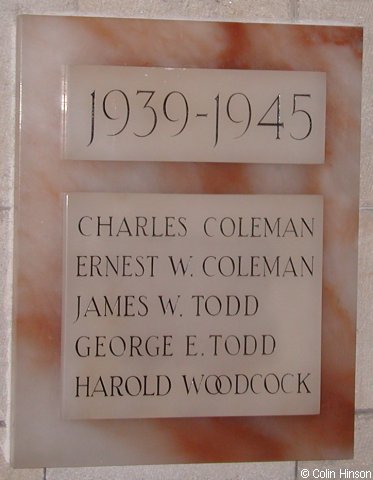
[64,66,326,164]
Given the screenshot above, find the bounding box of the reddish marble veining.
[12,16,362,467]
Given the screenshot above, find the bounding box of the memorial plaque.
[12,16,362,468]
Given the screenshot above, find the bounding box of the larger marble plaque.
[63,193,323,419]
[12,16,362,468]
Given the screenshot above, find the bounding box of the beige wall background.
[0,0,372,478]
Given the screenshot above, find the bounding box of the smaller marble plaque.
[64,66,326,164]
[62,193,323,419]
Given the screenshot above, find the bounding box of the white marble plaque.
[62,193,323,419]
[64,66,326,164]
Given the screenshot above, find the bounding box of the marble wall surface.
[0,0,372,479]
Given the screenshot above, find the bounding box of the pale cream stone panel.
[0,436,43,480]
[46,461,296,480]
[356,209,373,410]
[0,1,16,207]
[77,0,292,21]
